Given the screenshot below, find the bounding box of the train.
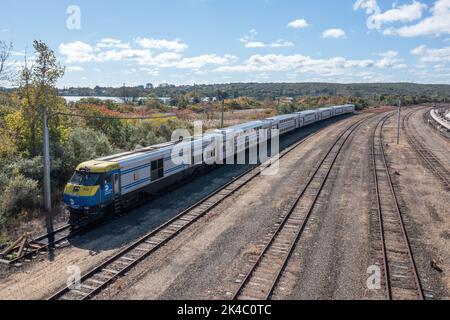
[64,104,355,226]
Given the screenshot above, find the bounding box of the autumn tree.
[17,40,66,156]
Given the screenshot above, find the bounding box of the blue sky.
[2,0,450,87]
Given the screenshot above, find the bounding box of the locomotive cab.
[64,160,120,226]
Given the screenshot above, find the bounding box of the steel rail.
[372,113,424,300]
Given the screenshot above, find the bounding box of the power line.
[51,112,177,121]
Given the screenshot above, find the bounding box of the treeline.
[51,82,450,101]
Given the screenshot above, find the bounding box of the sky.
[1,0,450,87]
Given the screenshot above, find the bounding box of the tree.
[0,40,13,84]
[18,40,66,156]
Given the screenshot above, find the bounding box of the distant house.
[201,97,210,103]
[159,97,171,104]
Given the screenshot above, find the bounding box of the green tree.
[18,40,66,156]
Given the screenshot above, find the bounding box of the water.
[61,96,126,103]
[61,96,171,104]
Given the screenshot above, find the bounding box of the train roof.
[296,110,318,115]
[221,120,266,132]
[267,114,298,121]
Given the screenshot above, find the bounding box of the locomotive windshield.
[70,171,102,186]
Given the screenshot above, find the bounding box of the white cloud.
[239,29,258,43]
[244,40,295,48]
[59,41,96,63]
[245,41,267,48]
[375,1,426,24]
[136,37,188,52]
[139,67,159,76]
[322,28,346,38]
[354,0,426,30]
[175,54,236,69]
[96,49,152,63]
[411,44,450,62]
[355,0,450,37]
[240,29,295,48]
[384,0,450,37]
[96,38,131,50]
[375,51,407,68]
[59,39,234,71]
[214,54,375,76]
[287,19,310,29]
[66,66,84,72]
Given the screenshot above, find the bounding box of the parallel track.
[404,109,450,189]
[371,114,424,300]
[47,115,349,300]
[232,116,370,300]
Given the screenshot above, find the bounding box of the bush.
[59,127,114,177]
[0,175,40,221]
[6,156,43,182]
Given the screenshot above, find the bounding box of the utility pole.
[397,99,401,145]
[123,82,126,103]
[42,107,51,214]
[221,98,225,128]
[42,107,55,253]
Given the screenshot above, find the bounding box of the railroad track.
[231,116,370,300]
[404,109,450,189]
[47,115,356,300]
[371,114,424,300]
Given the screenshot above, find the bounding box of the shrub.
[0,175,40,221]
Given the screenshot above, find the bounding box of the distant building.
[158,83,170,88]
[159,97,171,104]
[146,83,153,89]
[276,96,294,103]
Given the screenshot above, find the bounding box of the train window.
[104,174,112,186]
[133,171,140,181]
[151,158,164,181]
